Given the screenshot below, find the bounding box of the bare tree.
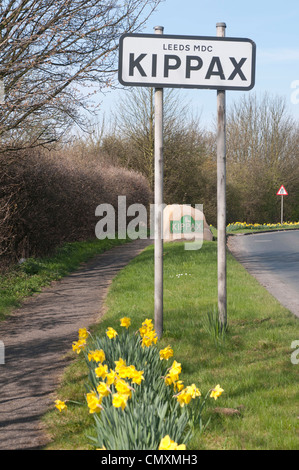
[226,93,299,222]
[0,0,163,149]
[109,87,198,190]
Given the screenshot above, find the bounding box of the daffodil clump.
[227,221,299,232]
[55,317,224,450]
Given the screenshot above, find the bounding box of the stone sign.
[163,205,213,242]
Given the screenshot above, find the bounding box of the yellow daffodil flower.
[175,384,201,407]
[86,391,102,414]
[115,379,132,398]
[131,370,144,385]
[112,393,128,411]
[173,380,184,392]
[185,384,201,399]
[72,339,86,354]
[95,363,108,379]
[158,435,186,450]
[120,317,131,329]
[141,329,158,348]
[106,369,118,386]
[139,318,154,337]
[210,384,224,400]
[159,345,174,361]
[78,328,89,340]
[164,360,182,385]
[97,382,111,398]
[55,400,67,412]
[88,349,105,363]
[106,327,118,339]
[176,391,192,407]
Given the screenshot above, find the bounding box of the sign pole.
[216,22,227,329]
[276,185,288,224]
[154,25,164,339]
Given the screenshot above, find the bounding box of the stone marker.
[163,204,213,242]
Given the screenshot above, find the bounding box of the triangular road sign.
[276,185,288,196]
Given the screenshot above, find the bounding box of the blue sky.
[95,0,299,130]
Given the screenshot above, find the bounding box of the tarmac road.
[228,230,299,319]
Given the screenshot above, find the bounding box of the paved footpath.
[0,239,152,450]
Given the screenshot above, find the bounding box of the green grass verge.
[227,221,299,235]
[42,239,299,450]
[0,237,130,322]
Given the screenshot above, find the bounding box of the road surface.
[228,230,299,319]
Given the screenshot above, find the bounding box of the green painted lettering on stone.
[170,215,203,234]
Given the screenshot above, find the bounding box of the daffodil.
[114,357,126,369]
[139,318,154,337]
[173,380,184,392]
[141,329,158,348]
[158,435,186,450]
[106,369,118,386]
[164,360,182,386]
[88,349,105,363]
[86,391,102,414]
[55,399,67,412]
[185,384,201,399]
[78,328,89,340]
[72,339,86,354]
[175,384,201,407]
[106,327,118,339]
[177,392,192,407]
[95,363,108,379]
[159,345,174,361]
[97,381,111,398]
[112,393,128,411]
[115,379,132,398]
[120,317,131,329]
[130,369,144,385]
[210,384,224,400]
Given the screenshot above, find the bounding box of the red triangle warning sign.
[276,185,288,196]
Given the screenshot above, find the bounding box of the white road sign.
[119,33,256,90]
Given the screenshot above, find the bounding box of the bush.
[0,149,151,268]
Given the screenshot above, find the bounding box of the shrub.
[0,149,151,268]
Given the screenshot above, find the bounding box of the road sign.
[277,186,288,224]
[119,33,256,91]
[277,185,288,196]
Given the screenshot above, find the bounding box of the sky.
[91,0,299,131]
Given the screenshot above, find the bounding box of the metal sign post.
[216,23,227,329]
[154,26,164,339]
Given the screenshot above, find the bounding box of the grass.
[0,237,130,322]
[42,239,299,450]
